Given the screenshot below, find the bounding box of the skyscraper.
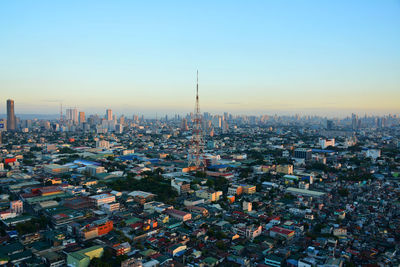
[7,99,16,131]
[79,111,86,124]
[119,115,125,125]
[66,108,78,124]
[327,120,334,130]
[351,113,358,130]
[106,109,113,121]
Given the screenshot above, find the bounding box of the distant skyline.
[1,1,400,116]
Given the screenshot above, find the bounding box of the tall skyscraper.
[181,118,189,131]
[106,109,113,121]
[351,113,358,130]
[0,119,5,144]
[79,111,86,124]
[66,108,78,124]
[327,120,334,130]
[7,99,16,131]
[119,115,125,125]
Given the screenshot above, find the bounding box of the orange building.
[227,195,235,203]
[31,186,63,196]
[81,219,113,240]
[112,242,131,256]
[143,219,158,229]
[228,185,243,196]
[45,178,62,185]
[97,220,113,236]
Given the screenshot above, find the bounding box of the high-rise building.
[223,112,228,121]
[326,120,334,130]
[181,118,188,131]
[222,120,229,133]
[0,119,6,134]
[294,148,312,160]
[351,113,358,130]
[79,112,86,124]
[106,109,113,121]
[119,115,125,125]
[66,108,78,124]
[0,118,5,144]
[7,99,16,131]
[115,124,123,133]
[212,116,221,128]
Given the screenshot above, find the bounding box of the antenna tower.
[188,71,206,170]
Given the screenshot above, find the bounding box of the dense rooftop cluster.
[0,113,399,267]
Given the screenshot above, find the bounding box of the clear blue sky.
[1,0,399,116]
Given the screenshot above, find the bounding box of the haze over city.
[1,0,400,117]
[1,1,400,267]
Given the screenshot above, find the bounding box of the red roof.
[38,186,62,194]
[220,173,234,177]
[21,192,37,198]
[53,213,69,219]
[268,216,281,221]
[270,226,294,236]
[166,209,190,217]
[150,253,162,259]
[130,222,143,229]
[158,237,167,243]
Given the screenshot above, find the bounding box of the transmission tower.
[188,71,206,170]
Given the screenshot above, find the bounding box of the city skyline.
[0,2,399,266]
[1,99,400,119]
[1,1,400,115]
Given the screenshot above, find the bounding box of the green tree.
[338,188,349,197]
[195,171,207,178]
[216,240,227,250]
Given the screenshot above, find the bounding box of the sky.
[0,0,400,117]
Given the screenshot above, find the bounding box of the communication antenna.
[188,70,206,170]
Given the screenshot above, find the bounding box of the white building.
[319,138,335,149]
[66,108,78,124]
[243,201,252,212]
[102,202,120,213]
[298,182,310,190]
[0,210,17,220]
[89,194,116,206]
[86,165,105,176]
[10,200,23,214]
[366,149,381,160]
[96,140,110,149]
[122,149,135,155]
